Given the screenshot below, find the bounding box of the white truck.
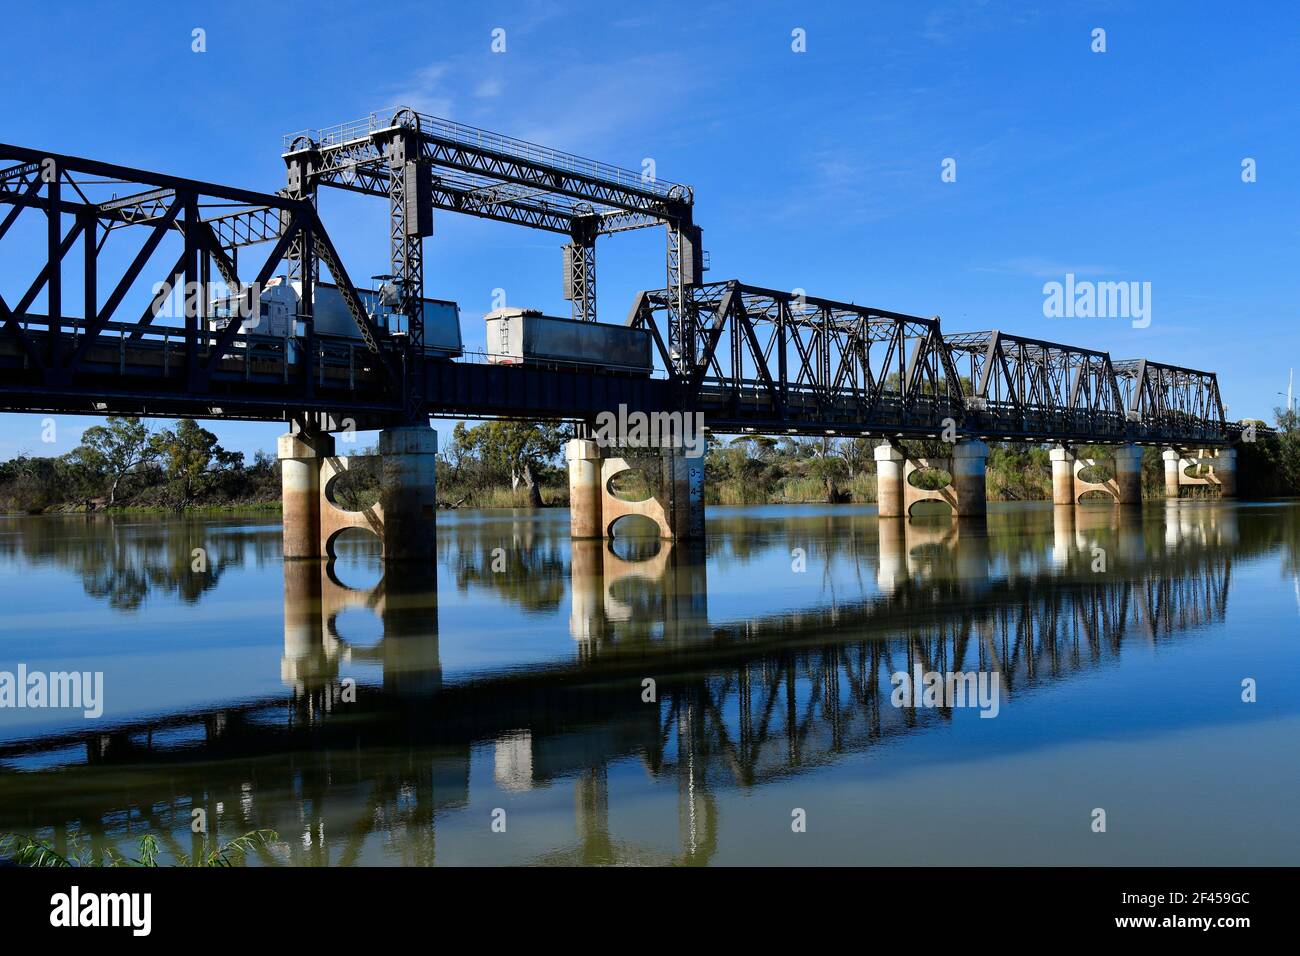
[209,276,463,358]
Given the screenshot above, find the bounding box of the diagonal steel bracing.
[633,279,1233,443]
[0,142,405,417]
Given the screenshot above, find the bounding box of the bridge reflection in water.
[0,503,1250,865]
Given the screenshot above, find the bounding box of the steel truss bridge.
[0,120,1243,445]
[630,281,1234,444]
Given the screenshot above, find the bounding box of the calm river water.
[0,501,1297,865]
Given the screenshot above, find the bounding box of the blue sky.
[2,1,1297,459]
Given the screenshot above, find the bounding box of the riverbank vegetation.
[0,417,279,514]
[3,411,1299,514]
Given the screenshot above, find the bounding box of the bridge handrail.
[284,108,687,201]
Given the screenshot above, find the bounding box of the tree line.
[4,409,1298,514]
[0,417,277,513]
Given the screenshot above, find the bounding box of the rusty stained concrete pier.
[281,429,1241,563]
[278,423,438,561]
[874,440,989,518]
[566,438,705,540]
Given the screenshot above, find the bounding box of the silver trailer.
[485,307,652,373]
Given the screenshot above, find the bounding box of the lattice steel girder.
[0,161,43,185]
[631,280,1235,442]
[654,280,942,333]
[205,206,287,248]
[945,330,1127,430]
[0,143,307,213]
[563,239,597,322]
[1113,358,1225,432]
[308,156,636,236]
[97,193,289,253]
[289,108,688,207]
[633,279,965,426]
[381,125,428,421]
[0,148,297,255]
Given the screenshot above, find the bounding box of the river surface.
[0,501,1297,865]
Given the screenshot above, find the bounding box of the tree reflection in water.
[0,500,1295,864]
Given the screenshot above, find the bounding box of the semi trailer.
[484,307,653,374]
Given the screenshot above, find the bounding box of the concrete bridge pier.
[1209,447,1237,498]
[278,429,335,559]
[566,439,605,538]
[1163,447,1236,499]
[1113,444,1144,505]
[874,443,906,518]
[278,422,438,561]
[565,438,705,540]
[1162,449,1182,499]
[951,440,989,517]
[377,425,440,561]
[878,440,988,517]
[653,445,707,540]
[1050,446,1076,506]
[1053,444,1143,505]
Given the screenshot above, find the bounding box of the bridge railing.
[3,315,391,392]
[286,108,686,201]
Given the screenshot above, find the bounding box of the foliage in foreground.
[0,829,278,868]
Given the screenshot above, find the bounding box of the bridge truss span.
[944,330,1129,443]
[1113,359,1226,445]
[628,280,965,437]
[631,278,1233,445]
[0,142,406,422]
[0,138,1246,450]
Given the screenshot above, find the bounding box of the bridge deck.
[0,320,1233,445]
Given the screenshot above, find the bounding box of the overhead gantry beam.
[283,108,690,223]
[283,107,700,324]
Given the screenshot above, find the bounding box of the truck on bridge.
[484,306,652,373]
[209,277,463,359]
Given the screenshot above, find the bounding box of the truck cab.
[209,277,463,358]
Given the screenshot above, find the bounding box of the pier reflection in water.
[0,501,1297,865]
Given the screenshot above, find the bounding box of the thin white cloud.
[386,64,454,117]
[978,257,1119,279]
[380,50,700,162]
[474,77,505,99]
